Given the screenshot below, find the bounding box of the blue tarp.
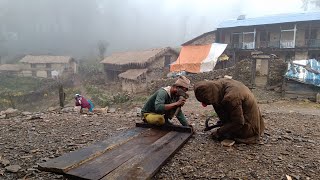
[285,59,320,87]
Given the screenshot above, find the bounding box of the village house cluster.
[1,12,319,100]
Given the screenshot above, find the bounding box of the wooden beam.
[38,127,147,173]
[135,122,193,133]
[39,126,193,180]
[102,131,192,180]
[66,129,169,180]
[250,58,257,88]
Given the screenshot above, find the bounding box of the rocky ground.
[0,88,319,180]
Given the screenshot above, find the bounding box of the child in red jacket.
[75,94,94,113]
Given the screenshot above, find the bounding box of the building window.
[31,64,36,68]
[32,71,36,77]
[46,63,51,68]
[164,55,171,67]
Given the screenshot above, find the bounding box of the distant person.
[141,76,191,127]
[74,94,94,113]
[194,78,265,144]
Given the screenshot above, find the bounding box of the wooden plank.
[65,129,168,180]
[285,90,317,96]
[135,122,192,133]
[102,131,192,180]
[38,127,147,173]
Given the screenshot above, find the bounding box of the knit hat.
[174,76,191,89]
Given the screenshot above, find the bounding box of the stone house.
[181,30,216,46]
[215,12,320,87]
[186,12,320,71]
[215,12,320,62]
[101,47,179,93]
[0,64,23,75]
[19,55,77,78]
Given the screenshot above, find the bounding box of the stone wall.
[146,58,286,93]
[295,51,308,60]
[232,59,253,86]
[268,58,287,86]
[187,32,216,45]
[148,67,235,93]
[147,59,256,93]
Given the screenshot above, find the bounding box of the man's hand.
[176,98,186,107]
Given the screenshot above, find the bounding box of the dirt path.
[0,89,319,179]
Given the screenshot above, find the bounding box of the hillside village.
[0,10,320,180]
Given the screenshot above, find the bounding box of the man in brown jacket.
[194,78,265,144]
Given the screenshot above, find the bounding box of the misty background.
[0,0,314,61]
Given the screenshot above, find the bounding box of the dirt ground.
[0,88,319,180]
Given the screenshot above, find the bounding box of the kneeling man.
[141,76,191,126]
[194,78,265,144]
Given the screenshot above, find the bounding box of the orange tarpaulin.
[170,44,211,73]
[170,43,228,73]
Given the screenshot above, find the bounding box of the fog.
[0,0,305,60]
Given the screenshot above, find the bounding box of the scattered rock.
[4,108,20,118]
[0,159,10,166]
[286,175,292,180]
[108,108,116,113]
[20,155,33,159]
[27,168,39,172]
[61,107,74,113]
[136,107,142,116]
[5,165,21,173]
[26,115,43,120]
[21,111,32,116]
[48,106,60,111]
[116,127,128,131]
[306,140,315,144]
[221,139,235,147]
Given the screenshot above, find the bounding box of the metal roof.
[219,11,320,28]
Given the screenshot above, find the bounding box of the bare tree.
[98,41,109,60]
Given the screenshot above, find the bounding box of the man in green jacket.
[141,76,191,126]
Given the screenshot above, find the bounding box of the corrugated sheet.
[285,59,320,87]
[20,55,73,64]
[219,12,320,28]
[100,47,177,66]
[118,69,148,80]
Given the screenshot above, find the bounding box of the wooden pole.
[59,83,64,108]
[251,58,257,89]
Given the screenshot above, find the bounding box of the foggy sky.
[0,0,307,60]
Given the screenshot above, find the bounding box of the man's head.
[194,81,220,106]
[171,76,190,97]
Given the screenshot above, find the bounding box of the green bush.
[113,92,130,104]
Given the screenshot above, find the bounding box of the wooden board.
[38,125,193,180]
[38,127,147,173]
[135,122,193,133]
